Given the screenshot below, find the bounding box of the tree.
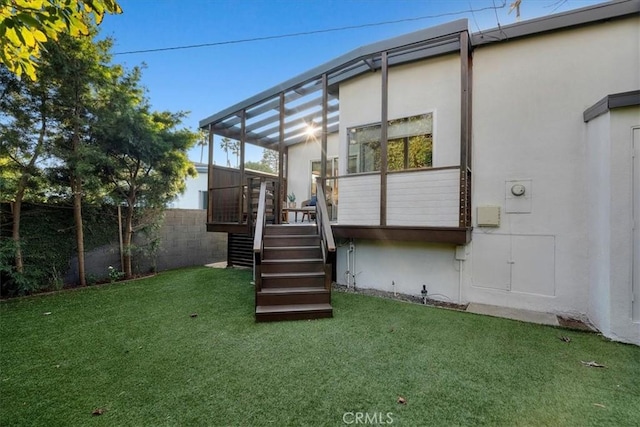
[261,148,279,173]
[220,137,239,167]
[196,129,208,163]
[244,161,273,174]
[94,74,197,278]
[0,0,122,80]
[44,30,116,286]
[0,65,53,274]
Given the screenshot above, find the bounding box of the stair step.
[262,272,324,279]
[260,286,328,294]
[261,258,324,274]
[265,225,317,235]
[257,287,330,305]
[255,303,333,322]
[263,246,322,260]
[261,271,325,288]
[264,235,320,246]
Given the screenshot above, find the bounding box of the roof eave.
[471,0,639,46]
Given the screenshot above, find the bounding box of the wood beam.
[321,73,328,194]
[380,51,389,226]
[278,93,285,224]
[459,31,471,228]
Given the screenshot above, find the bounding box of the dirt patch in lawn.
[557,315,596,332]
[333,283,468,311]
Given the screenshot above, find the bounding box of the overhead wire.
[113,2,507,56]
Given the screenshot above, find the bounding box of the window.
[311,158,339,221]
[347,113,433,174]
[199,190,208,210]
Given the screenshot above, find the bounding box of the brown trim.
[380,51,389,226]
[332,225,472,245]
[471,0,639,47]
[387,165,460,175]
[328,166,461,181]
[336,171,381,179]
[583,90,640,122]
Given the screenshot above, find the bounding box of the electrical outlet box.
[477,206,501,227]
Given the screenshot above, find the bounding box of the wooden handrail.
[253,180,267,262]
[316,184,336,256]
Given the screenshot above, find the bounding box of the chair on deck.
[300,196,317,222]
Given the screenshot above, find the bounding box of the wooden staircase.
[255,224,333,321]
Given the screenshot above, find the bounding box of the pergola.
[200,19,472,241]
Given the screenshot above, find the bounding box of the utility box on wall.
[505,179,532,213]
[477,206,501,227]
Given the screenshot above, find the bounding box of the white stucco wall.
[605,108,639,345]
[337,241,460,303]
[467,16,640,317]
[336,53,462,226]
[286,133,339,205]
[584,107,640,345]
[586,112,611,334]
[339,53,461,173]
[170,167,208,209]
[283,15,640,339]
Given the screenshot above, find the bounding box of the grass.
[1,267,639,426]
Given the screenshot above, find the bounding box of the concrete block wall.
[65,209,227,283]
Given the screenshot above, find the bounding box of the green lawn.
[1,267,638,426]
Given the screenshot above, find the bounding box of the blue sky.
[98,0,603,164]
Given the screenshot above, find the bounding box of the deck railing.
[316,184,336,289]
[252,180,268,293]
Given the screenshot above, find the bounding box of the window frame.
[346,112,434,175]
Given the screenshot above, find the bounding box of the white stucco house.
[200,0,640,344]
[169,162,209,209]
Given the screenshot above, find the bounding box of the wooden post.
[207,124,214,224]
[321,74,328,195]
[239,110,246,224]
[380,51,389,226]
[459,31,471,228]
[278,93,285,224]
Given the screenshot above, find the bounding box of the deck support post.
[239,110,246,225]
[207,124,214,224]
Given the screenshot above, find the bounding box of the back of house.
[200,0,640,344]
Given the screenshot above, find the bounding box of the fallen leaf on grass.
[397,396,406,405]
[91,408,106,416]
[43,312,51,316]
[190,313,198,318]
[558,336,571,343]
[581,360,605,368]
[593,403,606,408]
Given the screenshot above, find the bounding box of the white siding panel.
[387,169,459,227]
[338,175,380,225]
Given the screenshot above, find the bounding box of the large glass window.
[311,158,339,221]
[347,113,433,174]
